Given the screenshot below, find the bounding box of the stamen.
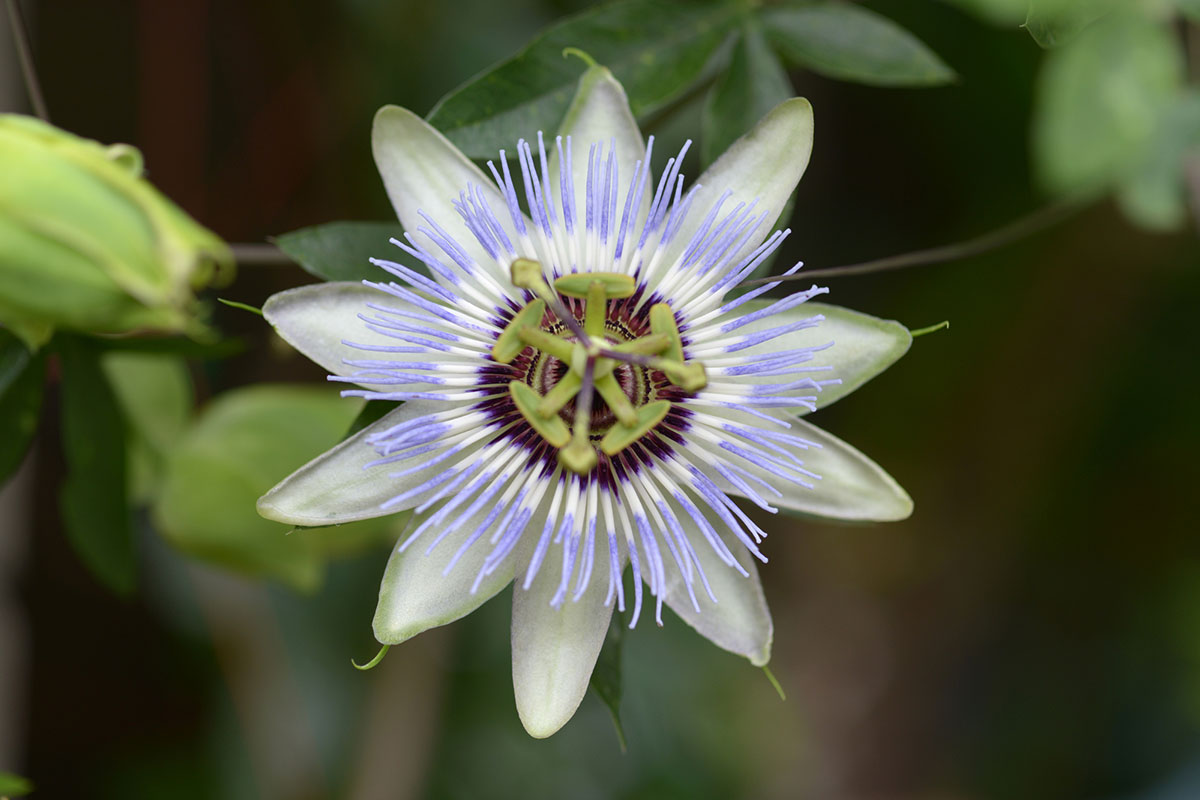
[559,359,598,473]
[510,258,590,343]
[509,382,570,447]
[517,327,574,361]
[649,303,684,362]
[492,298,546,363]
[536,370,582,417]
[601,400,670,456]
[553,271,635,299]
[593,373,638,427]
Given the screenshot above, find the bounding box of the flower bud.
[0,114,232,345]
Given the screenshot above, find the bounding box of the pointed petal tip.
[748,629,774,667]
[370,615,420,647]
[517,705,572,739]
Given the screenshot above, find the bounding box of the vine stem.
[5,0,49,121]
[229,203,1079,287]
[742,201,1079,286]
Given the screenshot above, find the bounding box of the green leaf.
[763,3,955,87]
[1033,14,1184,197]
[101,352,193,502]
[1024,0,1116,48]
[1116,90,1200,231]
[426,0,742,159]
[153,385,401,590]
[701,23,793,168]
[59,336,136,594]
[589,613,627,751]
[274,221,406,283]
[0,329,44,487]
[0,771,33,796]
[939,0,1029,25]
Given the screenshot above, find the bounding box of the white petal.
[372,105,524,286]
[662,519,772,666]
[659,98,813,273]
[690,299,911,413]
[511,513,615,738]
[257,400,480,526]
[685,406,912,522]
[372,495,541,645]
[263,282,484,384]
[784,416,912,520]
[550,66,648,228]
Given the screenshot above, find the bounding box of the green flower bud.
[0,114,233,346]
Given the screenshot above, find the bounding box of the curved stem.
[5,0,49,121]
[743,201,1080,286]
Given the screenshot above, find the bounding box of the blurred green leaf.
[102,352,193,502]
[1116,91,1200,230]
[1033,14,1183,197]
[153,385,401,590]
[763,3,955,87]
[0,771,33,796]
[1178,0,1200,22]
[701,23,793,168]
[1024,0,1116,48]
[59,337,135,594]
[93,335,244,360]
[0,329,45,487]
[589,613,627,751]
[940,0,1029,24]
[274,221,405,284]
[426,0,741,159]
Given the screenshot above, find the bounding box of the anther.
[554,271,636,299]
[492,299,546,364]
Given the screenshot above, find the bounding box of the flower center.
[492,259,707,474]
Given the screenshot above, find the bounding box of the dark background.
[3,0,1199,797]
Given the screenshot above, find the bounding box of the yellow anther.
[649,303,684,363]
[511,258,550,293]
[554,271,636,299]
[492,299,546,364]
[657,359,707,392]
[600,401,671,456]
[509,382,570,447]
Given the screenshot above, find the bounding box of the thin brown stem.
[230,243,288,264]
[742,201,1079,286]
[5,0,49,121]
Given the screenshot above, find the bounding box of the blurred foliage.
[950,0,1200,231]
[4,0,1200,797]
[763,2,955,87]
[58,335,136,594]
[274,221,406,283]
[153,385,405,590]
[0,771,33,797]
[0,329,45,486]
